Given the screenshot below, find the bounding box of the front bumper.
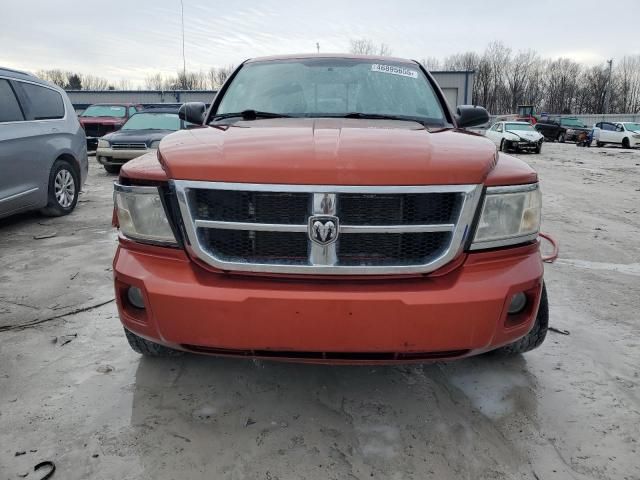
[506,139,541,150]
[114,240,544,363]
[96,147,150,166]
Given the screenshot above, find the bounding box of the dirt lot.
[1,143,639,480]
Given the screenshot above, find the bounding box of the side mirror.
[179,102,206,125]
[455,105,490,128]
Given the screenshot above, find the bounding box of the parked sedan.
[96,108,190,173]
[0,67,87,219]
[485,121,543,153]
[593,121,640,149]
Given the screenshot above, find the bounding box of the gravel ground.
[1,143,639,480]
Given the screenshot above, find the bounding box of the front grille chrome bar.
[173,180,483,275]
[194,219,455,234]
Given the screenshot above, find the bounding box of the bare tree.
[82,74,109,90]
[505,50,538,112]
[615,55,640,113]
[36,69,69,88]
[349,39,392,56]
[420,57,441,71]
[144,73,165,90]
[208,65,235,89]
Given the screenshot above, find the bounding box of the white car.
[593,121,640,148]
[485,121,544,154]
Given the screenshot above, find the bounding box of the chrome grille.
[111,143,147,150]
[174,181,482,275]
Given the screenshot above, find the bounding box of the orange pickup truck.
[112,54,547,363]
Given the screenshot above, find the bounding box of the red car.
[79,103,141,150]
[112,54,547,363]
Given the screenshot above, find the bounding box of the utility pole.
[316,42,320,54]
[604,58,613,116]
[181,0,186,86]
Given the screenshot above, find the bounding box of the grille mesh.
[193,190,309,224]
[337,193,460,225]
[338,232,450,266]
[199,229,308,264]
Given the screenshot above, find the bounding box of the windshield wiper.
[341,112,418,121]
[212,110,292,121]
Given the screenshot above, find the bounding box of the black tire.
[596,141,604,147]
[124,328,183,357]
[534,143,542,154]
[622,137,630,149]
[40,159,80,217]
[499,139,507,152]
[104,164,121,174]
[557,133,565,143]
[497,283,549,355]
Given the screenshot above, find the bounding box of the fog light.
[127,286,145,309]
[508,292,527,314]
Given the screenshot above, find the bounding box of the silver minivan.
[0,67,88,219]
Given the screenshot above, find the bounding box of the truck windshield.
[122,113,181,130]
[215,58,446,126]
[506,123,535,131]
[81,105,126,117]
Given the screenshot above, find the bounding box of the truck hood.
[103,129,174,144]
[158,118,498,185]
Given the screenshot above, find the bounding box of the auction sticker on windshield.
[371,64,418,78]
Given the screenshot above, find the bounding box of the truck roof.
[246,53,418,65]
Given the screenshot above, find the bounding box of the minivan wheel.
[40,159,79,217]
[496,283,549,355]
[124,329,184,357]
[104,164,121,174]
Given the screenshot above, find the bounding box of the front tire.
[497,283,549,355]
[500,139,507,152]
[535,142,542,154]
[124,329,183,357]
[40,159,79,217]
[622,137,630,149]
[104,164,121,174]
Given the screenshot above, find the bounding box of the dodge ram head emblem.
[308,215,339,245]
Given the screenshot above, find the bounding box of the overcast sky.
[1,0,638,87]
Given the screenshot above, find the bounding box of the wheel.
[622,137,630,149]
[40,159,79,217]
[124,329,183,357]
[104,164,121,174]
[499,139,507,152]
[534,143,542,154]
[596,141,604,147]
[497,283,549,355]
[557,133,565,143]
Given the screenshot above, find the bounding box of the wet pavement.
[1,145,639,479]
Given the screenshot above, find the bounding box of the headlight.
[566,129,575,134]
[97,139,110,148]
[471,183,541,250]
[149,140,161,149]
[633,134,640,139]
[114,184,177,245]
